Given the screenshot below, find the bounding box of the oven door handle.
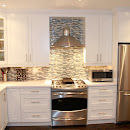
[53,92,87,96]
[53,117,85,121]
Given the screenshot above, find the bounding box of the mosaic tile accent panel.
[0,48,88,81]
[0,73,2,81]
[16,69,26,81]
[50,17,85,46]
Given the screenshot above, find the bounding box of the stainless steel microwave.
[88,69,113,82]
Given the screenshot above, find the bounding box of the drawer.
[20,88,50,95]
[88,96,115,107]
[89,86,116,96]
[88,108,114,120]
[22,112,51,122]
[21,95,51,112]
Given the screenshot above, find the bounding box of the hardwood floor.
[5,123,130,130]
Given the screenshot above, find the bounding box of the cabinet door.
[85,14,99,66]
[0,89,8,130]
[0,92,3,130]
[0,16,7,65]
[99,15,112,65]
[88,86,116,121]
[7,14,28,67]
[29,14,50,67]
[118,12,130,42]
[7,89,21,122]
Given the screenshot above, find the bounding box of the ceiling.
[0,0,130,10]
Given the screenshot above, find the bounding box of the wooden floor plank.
[5,123,130,130]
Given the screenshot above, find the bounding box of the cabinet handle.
[97,54,98,61]
[100,54,101,61]
[26,54,27,62]
[31,91,40,92]
[32,115,40,117]
[123,93,130,96]
[30,55,31,62]
[98,112,106,115]
[31,101,40,104]
[98,99,106,102]
[99,89,107,91]
[3,93,6,101]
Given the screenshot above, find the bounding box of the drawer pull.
[98,99,106,102]
[31,91,40,92]
[99,89,107,90]
[123,93,130,96]
[31,101,40,104]
[98,112,106,115]
[32,115,40,117]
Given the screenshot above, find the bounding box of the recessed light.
[78,0,82,1]
[2,4,6,7]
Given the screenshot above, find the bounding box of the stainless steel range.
[51,78,87,126]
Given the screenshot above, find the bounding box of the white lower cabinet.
[87,86,117,124]
[7,89,21,122]
[20,88,51,122]
[0,89,8,130]
[7,87,51,124]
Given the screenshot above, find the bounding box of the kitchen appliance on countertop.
[88,69,113,82]
[51,78,87,126]
[117,44,130,123]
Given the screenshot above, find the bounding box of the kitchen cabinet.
[7,89,21,122]
[87,86,116,124]
[7,13,50,67]
[28,14,50,67]
[85,14,112,66]
[20,88,51,122]
[7,87,51,124]
[7,14,28,66]
[0,16,7,66]
[0,89,8,130]
[118,12,130,42]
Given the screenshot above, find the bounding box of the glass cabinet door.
[0,18,5,61]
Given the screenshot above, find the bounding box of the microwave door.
[92,72,112,82]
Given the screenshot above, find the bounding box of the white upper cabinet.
[0,16,7,66]
[118,12,130,43]
[99,15,112,65]
[28,14,50,67]
[7,14,28,66]
[7,13,50,67]
[85,14,99,65]
[85,13,112,66]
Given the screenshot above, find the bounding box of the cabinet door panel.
[0,17,7,65]
[0,89,8,130]
[29,15,50,67]
[7,14,28,66]
[99,15,112,65]
[85,14,99,66]
[119,13,130,42]
[7,89,21,122]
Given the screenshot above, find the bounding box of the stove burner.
[52,78,87,89]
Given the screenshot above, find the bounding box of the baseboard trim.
[7,122,51,126]
[87,119,115,125]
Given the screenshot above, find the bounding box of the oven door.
[52,91,87,126]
